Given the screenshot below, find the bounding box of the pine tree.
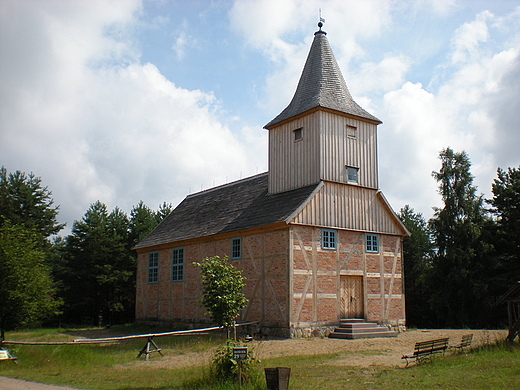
[399,205,434,327]
[488,167,520,289]
[428,148,493,327]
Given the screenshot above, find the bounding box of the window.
[347,166,359,184]
[148,252,159,283]
[171,248,184,281]
[366,234,379,253]
[322,229,337,249]
[231,237,241,259]
[347,125,357,138]
[294,128,303,141]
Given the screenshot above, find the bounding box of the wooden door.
[340,276,364,318]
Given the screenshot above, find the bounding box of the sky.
[1,0,519,235]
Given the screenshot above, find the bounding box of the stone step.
[328,319,398,339]
[329,331,397,339]
[333,326,391,334]
[338,322,381,329]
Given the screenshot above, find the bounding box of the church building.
[134,23,409,337]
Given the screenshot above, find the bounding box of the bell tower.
[264,23,382,195]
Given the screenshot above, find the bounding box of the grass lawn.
[1,326,519,389]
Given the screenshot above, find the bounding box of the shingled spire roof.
[265,23,381,128]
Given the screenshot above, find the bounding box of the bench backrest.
[460,334,473,347]
[413,338,449,357]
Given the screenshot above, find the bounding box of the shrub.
[211,339,257,382]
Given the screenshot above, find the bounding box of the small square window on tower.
[347,125,357,138]
[347,166,359,184]
[293,128,303,141]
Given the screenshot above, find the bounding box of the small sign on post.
[232,347,248,388]
[232,347,248,360]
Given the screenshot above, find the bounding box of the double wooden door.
[340,276,364,318]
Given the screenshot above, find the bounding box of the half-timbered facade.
[134,24,408,337]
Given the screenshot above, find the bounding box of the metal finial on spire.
[316,8,326,34]
[316,9,326,35]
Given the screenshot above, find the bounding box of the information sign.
[232,347,248,360]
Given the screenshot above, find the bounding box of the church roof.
[265,25,381,128]
[133,173,319,249]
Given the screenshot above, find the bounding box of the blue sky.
[1,0,519,233]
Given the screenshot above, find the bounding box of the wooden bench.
[0,348,18,364]
[451,334,473,352]
[402,337,450,367]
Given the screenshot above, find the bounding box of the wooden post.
[238,360,242,388]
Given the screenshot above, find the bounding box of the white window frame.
[322,229,337,249]
[148,251,159,283]
[171,247,184,282]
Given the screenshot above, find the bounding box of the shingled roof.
[133,173,319,249]
[265,26,381,128]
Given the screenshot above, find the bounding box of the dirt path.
[0,376,81,390]
[119,328,506,370]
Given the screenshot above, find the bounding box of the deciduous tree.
[0,222,61,339]
[194,256,247,330]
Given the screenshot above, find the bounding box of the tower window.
[294,128,303,141]
[347,166,359,184]
[347,125,357,138]
[322,229,337,249]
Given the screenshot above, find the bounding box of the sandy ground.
[119,328,506,370]
[0,329,507,390]
[0,377,80,390]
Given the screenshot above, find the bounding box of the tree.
[0,166,64,238]
[0,222,61,339]
[399,205,434,327]
[129,201,158,245]
[428,148,493,327]
[155,202,173,223]
[194,256,248,330]
[61,201,134,325]
[488,166,520,289]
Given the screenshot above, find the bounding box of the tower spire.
[265,25,380,129]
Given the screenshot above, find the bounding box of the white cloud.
[350,54,411,94]
[379,8,520,216]
[0,0,261,232]
[229,0,393,113]
[450,11,491,65]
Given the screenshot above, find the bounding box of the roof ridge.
[186,172,268,198]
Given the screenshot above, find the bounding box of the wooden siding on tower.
[319,111,378,189]
[291,181,404,235]
[268,112,321,194]
[268,110,379,194]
